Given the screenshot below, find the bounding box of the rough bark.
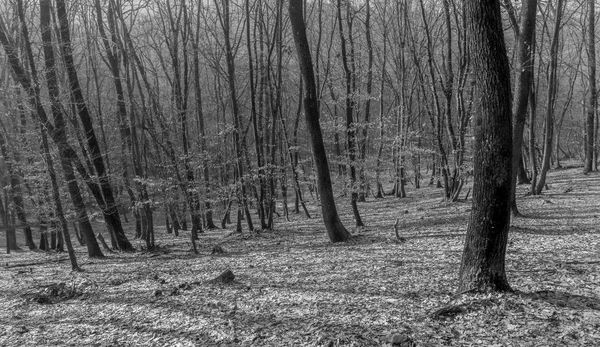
[458,0,513,293]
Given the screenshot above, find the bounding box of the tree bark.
[191,4,217,230]
[0,2,104,257]
[509,0,537,215]
[60,0,133,251]
[584,0,596,174]
[0,128,35,250]
[40,0,78,269]
[215,0,254,233]
[535,0,563,194]
[0,133,21,252]
[289,0,350,243]
[0,187,18,252]
[458,0,513,293]
[336,0,364,227]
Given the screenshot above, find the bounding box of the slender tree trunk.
[358,0,374,202]
[246,0,267,230]
[215,0,254,232]
[535,0,563,194]
[375,2,389,199]
[40,0,78,268]
[61,0,133,251]
[458,0,513,293]
[0,133,35,250]
[529,88,538,195]
[337,0,364,227]
[584,0,596,174]
[0,131,21,252]
[192,5,217,230]
[0,189,18,252]
[290,0,350,243]
[509,0,537,215]
[281,103,311,218]
[0,4,104,257]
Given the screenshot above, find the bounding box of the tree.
[508,0,538,215]
[0,119,35,250]
[535,0,564,194]
[289,0,350,243]
[458,0,513,292]
[584,0,596,174]
[336,0,364,227]
[78,0,134,251]
[0,1,104,257]
[214,0,254,233]
[40,0,78,269]
[0,133,19,252]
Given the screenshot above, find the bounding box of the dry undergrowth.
[1,165,599,346]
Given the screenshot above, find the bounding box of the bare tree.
[507,0,538,215]
[60,0,133,251]
[289,0,350,243]
[39,0,78,269]
[458,0,513,292]
[0,1,105,257]
[535,0,564,194]
[583,0,596,174]
[336,0,364,227]
[214,0,254,232]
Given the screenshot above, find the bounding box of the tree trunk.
[40,124,79,269]
[584,0,596,174]
[337,0,364,227]
[0,190,19,252]
[0,127,35,250]
[0,4,104,257]
[289,0,350,243]
[458,0,513,293]
[509,0,537,215]
[60,0,133,251]
[535,0,563,194]
[216,0,254,232]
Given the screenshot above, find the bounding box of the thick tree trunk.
[289,0,350,243]
[458,0,513,293]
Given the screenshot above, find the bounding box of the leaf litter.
[0,166,599,346]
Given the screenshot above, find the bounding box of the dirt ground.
[1,165,599,346]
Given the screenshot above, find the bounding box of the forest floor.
[1,164,599,347]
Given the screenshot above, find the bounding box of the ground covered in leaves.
[1,166,599,346]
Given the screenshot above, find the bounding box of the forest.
[0,0,599,346]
